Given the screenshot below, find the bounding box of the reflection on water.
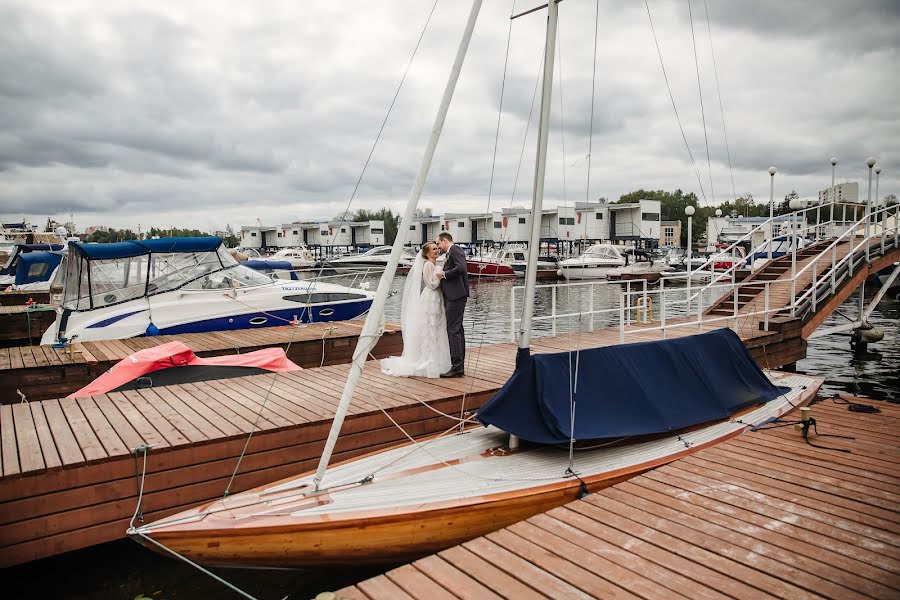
[320,269,899,402]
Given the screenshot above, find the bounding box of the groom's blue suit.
[441,244,469,373]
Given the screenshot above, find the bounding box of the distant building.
[659,221,682,247]
[818,182,860,204]
[85,225,109,236]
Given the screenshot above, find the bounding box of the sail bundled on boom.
[477,329,788,444]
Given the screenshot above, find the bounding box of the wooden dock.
[0,318,804,567]
[0,320,402,403]
[0,304,57,345]
[336,395,900,599]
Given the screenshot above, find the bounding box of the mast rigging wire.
[643,0,708,203]
[688,0,715,205]
[703,0,737,202]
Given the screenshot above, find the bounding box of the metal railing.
[508,202,899,345]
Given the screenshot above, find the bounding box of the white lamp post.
[685,205,695,314]
[829,157,837,235]
[865,157,876,262]
[768,166,777,261]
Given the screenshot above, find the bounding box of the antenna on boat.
[511,0,559,449]
[310,0,484,492]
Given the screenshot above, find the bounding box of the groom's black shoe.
[440,369,465,378]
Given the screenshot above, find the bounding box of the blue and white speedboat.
[41,237,375,344]
[0,243,65,290]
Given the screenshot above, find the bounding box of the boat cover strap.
[477,329,788,444]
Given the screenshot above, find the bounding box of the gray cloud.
[0,0,897,231]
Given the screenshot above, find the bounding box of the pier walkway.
[337,396,900,599]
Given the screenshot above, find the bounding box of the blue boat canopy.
[70,237,223,259]
[1,243,65,275]
[241,259,293,271]
[14,251,64,285]
[476,329,788,444]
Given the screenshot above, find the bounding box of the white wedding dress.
[381,256,452,378]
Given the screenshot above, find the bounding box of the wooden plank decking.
[336,396,900,599]
[0,317,802,567]
[0,320,402,403]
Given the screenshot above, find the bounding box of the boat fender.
[146,322,160,336]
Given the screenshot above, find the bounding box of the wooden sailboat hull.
[129,376,821,568]
[138,468,653,568]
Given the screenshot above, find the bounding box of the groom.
[435,232,468,377]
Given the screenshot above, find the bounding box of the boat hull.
[466,260,516,277]
[132,373,819,569]
[136,465,659,568]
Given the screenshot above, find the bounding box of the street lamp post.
[685,205,695,315]
[768,166,777,261]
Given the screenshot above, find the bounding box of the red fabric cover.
[68,341,300,398]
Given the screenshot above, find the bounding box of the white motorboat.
[558,243,627,280]
[0,243,65,290]
[40,237,375,344]
[269,246,317,269]
[325,246,415,273]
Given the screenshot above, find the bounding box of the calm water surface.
[8,274,898,599]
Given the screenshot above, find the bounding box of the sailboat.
[129,1,820,570]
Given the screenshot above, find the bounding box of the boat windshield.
[584,245,621,259]
[63,245,244,311]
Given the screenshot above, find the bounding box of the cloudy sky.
[1,0,897,232]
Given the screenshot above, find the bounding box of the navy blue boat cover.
[476,329,788,444]
[70,237,223,259]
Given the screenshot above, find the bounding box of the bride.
[381,242,452,378]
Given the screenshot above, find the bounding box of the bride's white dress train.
[381,257,451,378]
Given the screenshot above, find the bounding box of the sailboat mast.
[312,0,484,491]
[518,0,559,349]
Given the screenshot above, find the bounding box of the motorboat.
[747,236,810,268]
[0,244,65,290]
[607,250,673,283]
[467,245,557,278]
[325,246,415,273]
[269,246,317,269]
[557,243,627,280]
[0,250,65,292]
[241,259,301,281]
[40,237,375,344]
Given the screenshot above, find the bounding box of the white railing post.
[660,284,667,339]
[764,281,770,331]
[865,157,876,263]
[831,240,837,290]
[625,281,632,326]
[618,293,625,343]
[829,157,837,237]
[812,259,818,313]
[509,286,516,342]
[790,238,797,317]
[551,285,557,337]
[588,283,594,331]
[732,282,739,331]
[697,285,704,327]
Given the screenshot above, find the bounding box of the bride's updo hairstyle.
[420,242,436,258]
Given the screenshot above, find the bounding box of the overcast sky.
[1,0,897,232]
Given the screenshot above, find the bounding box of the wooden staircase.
[704,240,836,318]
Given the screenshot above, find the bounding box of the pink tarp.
[68,341,301,398]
